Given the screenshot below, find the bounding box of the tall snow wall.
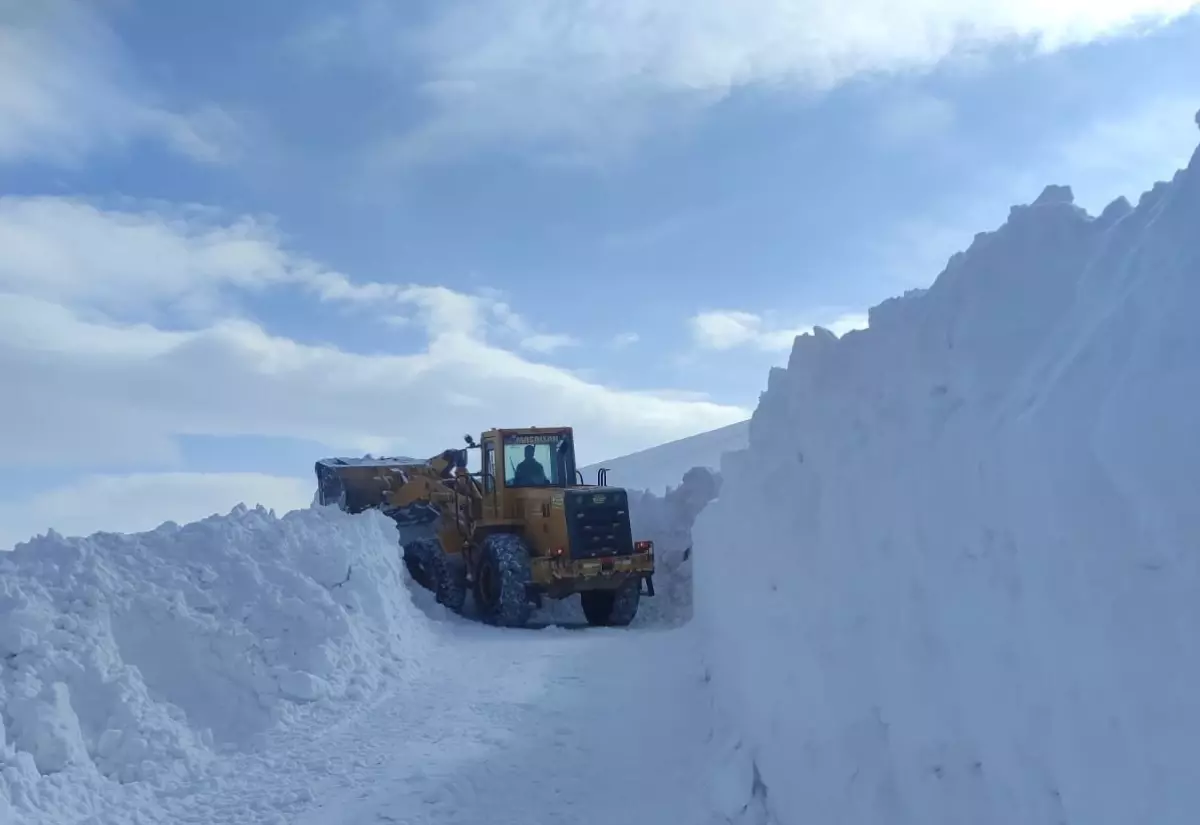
[695,123,1200,824]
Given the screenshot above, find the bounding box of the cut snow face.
[625,466,722,626]
[694,121,1200,823]
[0,504,432,818]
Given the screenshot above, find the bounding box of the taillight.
[635,540,653,553]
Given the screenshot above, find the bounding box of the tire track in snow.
[68,616,727,825]
[292,623,718,825]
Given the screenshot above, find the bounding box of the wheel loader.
[314,427,655,628]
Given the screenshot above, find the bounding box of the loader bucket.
[315,457,421,514]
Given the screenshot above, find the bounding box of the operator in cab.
[513,444,550,486]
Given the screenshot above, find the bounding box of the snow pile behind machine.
[314,426,655,628]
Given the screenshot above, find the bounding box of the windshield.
[502,432,576,488]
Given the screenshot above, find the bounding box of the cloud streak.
[690,308,869,352]
[391,0,1200,159]
[0,0,241,166]
[0,196,748,473]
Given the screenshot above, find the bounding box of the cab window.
[504,441,556,487]
[482,440,496,493]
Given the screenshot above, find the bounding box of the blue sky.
[2,0,1199,546]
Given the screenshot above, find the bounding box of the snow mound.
[0,503,432,820]
[695,125,1200,822]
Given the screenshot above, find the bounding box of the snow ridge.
[0,504,432,823]
[694,117,1200,823]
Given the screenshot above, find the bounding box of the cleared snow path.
[78,616,719,825]
[290,619,715,825]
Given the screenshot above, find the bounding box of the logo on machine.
[507,434,561,444]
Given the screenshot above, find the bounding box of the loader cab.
[479,427,577,498]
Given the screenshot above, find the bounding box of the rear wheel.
[581,577,641,626]
[474,533,535,628]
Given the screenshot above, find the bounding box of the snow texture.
[1,503,432,824]
[694,124,1200,823]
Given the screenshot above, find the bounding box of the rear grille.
[564,489,634,559]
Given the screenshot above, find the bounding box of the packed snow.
[0,496,715,824]
[694,130,1200,822]
[3,114,1199,825]
[0,505,435,823]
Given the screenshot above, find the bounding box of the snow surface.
[1,497,722,825]
[1,504,435,824]
[694,134,1200,823]
[5,113,1199,825]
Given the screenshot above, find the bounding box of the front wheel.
[402,539,437,591]
[580,577,641,626]
[431,548,468,613]
[473,533,535,628]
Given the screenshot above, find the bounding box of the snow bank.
[695,123,1200,823]
[0,503,432,821]
[626,466,721,626]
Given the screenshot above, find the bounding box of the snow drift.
[0,504,432,822]
[695,118,1200,823]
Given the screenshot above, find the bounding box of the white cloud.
[487,300,581,353]
[0,197,315,319]
[384,0,1200,159]
[690,308,869,351]
[612,332,641,348]
[0,196,748,473]
[0,472,313,551]
[0,0,241,166]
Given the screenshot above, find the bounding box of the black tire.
[431,548,468,613]
[402,539,437,591]
[581,577,641,627]
[473,533,535,628]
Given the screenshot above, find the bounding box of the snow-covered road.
[93,617,720,825]
[291,620,715,825]
[4,506,746,825]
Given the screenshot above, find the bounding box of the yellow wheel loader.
[314,427,655,628]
